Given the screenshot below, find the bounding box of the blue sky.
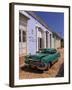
[34,11,64,38]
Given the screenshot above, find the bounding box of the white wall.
[20,11,52,55]
[52,36,55,48]
[55,39,61,48]
[19,15,27,56]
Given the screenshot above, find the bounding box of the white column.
[36,27,39,51]
[44,31,46,48]
[48,33,50,48]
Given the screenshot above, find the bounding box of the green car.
[25,48,60,70]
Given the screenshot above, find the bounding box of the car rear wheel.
[47,63,51,70]
[52,59,58,65]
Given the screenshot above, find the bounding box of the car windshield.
[38,49,57,54]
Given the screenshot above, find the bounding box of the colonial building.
[19,11,61,57]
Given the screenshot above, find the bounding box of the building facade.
[19,11,61,57]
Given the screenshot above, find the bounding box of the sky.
[34,11,64,38]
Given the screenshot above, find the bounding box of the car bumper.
[25,59,48,70]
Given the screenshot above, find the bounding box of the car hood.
[29,53,48,60]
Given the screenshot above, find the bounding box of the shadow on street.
[20,65,44,74]
[56,63,64,77]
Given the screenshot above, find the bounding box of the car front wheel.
[36,62,48,71]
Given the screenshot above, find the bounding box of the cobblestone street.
[19,48,64,79]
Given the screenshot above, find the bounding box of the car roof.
[39,48,57,53]
[40,48,56,51]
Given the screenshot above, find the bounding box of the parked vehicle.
[25,48,60,70]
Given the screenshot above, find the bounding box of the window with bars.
[22,31,26,42]
[19,30,21,42]
[19,30,26,42]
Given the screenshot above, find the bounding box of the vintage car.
[25,48,60,70]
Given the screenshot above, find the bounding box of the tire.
[52,59,58,65]
[47,63,51,70]
[36,63,48,71]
